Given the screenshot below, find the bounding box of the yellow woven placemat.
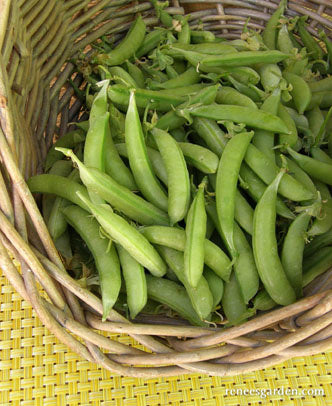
[1,269,332,406]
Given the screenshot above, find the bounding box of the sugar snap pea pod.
[287,147,332,186]
[253,290,277,311]
[278,103,298,148]
[184,183,207,288]
[215,86,258,109]
[28,174,90,211]
[307,106,325,145]
[222,272,252,326]
[310,147,332,165]
[77,193,166,277]
[188,104,290,133]
[202,50,289,68]
[319,30,332,74]
[44,131,85,172]
[124,61,145,89]
[191,117,227,157]
[296,16,323,61]
[172,42,238,55]
[227,76,262,102]
[308,77,332,93]
[56,148,169,226]
[259,64,282,93]
[203,267,223,309]
[116,244,147,319]
[216,131,254,257]
[166,65,178,79]
[170,127,186,142]
[156,246,213,320]
[139,225,232,281]
[239,163,295,220]
[262,0,287,49]
[62,205,121,321]
[245,144,315,201]
[304,228,332,258]
[191,29,215,43]
[109,103,126,141]
[155,67,200,90]
[152,128,190,225]
[54,230,72,259]
[308,181,332,237]
[156,85,219,131]
[134,27,167,59]
[98,16,146,66]
[233,222,259,303]
[283,72,312,114]
[177,16,190,44]
[305,91,332,111]
[281,156,317,196]
[277,23,294,55]
[177,142,219,174]
[108,84,186,112]
[285,107,309,131]
[145,275,207,327]
[125,91,168,212]
[303,247,332,286]
[253,170,297,305]
[108,66,138,88]
[281,212,311,298]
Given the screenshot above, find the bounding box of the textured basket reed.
[1,0,332,377]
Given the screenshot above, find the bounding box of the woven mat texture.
[1,269,332,405]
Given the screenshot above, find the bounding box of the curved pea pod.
[191,117,227,157]
[308,77,332,94]
[283,72,312,114]
[277,24,295,55]
[145,275,208,327]
[98,16,146,66]
[262,0,287,49]
[310,147,332,165]
[188,104,290,133]
[216,131,254,257]
[62,205,121,321]
[156,245,213,320]
[215,86,258,109]
[308,181,332,237]
[124,61,145,89]
[304,228,332,258]
[125,92,168,212]
[287,147,332,186]
[77,193,167,277]
[56,148,169,226]
[307,106,325,145]
[281,212,311,298]
[116,244,147,319]
[155,67,200,90]
[282,156,317,196]
[177,142,219,174]
[134,27,167,59]
[253,170,297,306]
[253,290,277,311]
[296,16,323,61]
[107,66,138,88]
[191,29,215,43]
[109,103,126,141]
[171,42,238,55]
[139,225,232,282]
[303,247,332,287]
[176,16,190,44]
[44,131,85,172]
[305,91,332,111]
[258,64,282,92]
[203,267,223,309]
[152,128,190,224]
[278,103,298,148]
[54,230,72,259]
[184,185,207,288]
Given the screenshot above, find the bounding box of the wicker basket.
[1,0,332,377]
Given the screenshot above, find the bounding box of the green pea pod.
[62,205,121,321]
[108,66,138,88]
[177,17,191,44]
[157,245,213,320]
[319,30,332,74]
[134,27,167,59]
[139,225,232,282]
[56,148,169,226]
[216,132,254,257]
[233,190,254,236]
[77,192,166,277]
[215,86,258,109]
[191,30,215,43]
[172,42,238,55]
[310,147,332,165]
[117,244,147,319]
[54,230,72,260]
[277,24,294,55]
[152,128,190,224]
[308,77,332,93]
[281,212,311,298]
[184,184,207,288]
[303,247,332,286]
[124,61,145,89]
[296,16,323,61]
[262,0,287,49]
[125,91,168,211]
[189,104,290,133]
[109,103,126,141]
[253,170,297,305]
[253,290,277,311]
[166,65,179,79]
[304,228,332,258]
[278,102,298,148]
[282,156,317,196]
[283,72,312,114]
[203,267,223,309]
[177,142,219,174]
[305,91,332,111]
[307,106,325,145]
[155,67,200,90]
[99,16,146,66]
[308,181,332,237]
[145,275,208,327]
[192,117,227,157]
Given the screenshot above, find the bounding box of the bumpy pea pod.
[307,181,332,237]
[44,131,85,172]
[262,0,287,49]
[296,16,323,61]
[62,205,121,321]
[191,117,227,157]
[98,16,146,66]
[215,86,258,109]
[152,128,190,224]
[139,225,232,282]
[125,91,168,212]
[184,182,207,288]
[203,267,223,309]
[216,132,254,257]
[157,245,213,320]
[283,72,312,114]
[116,244,147,319]
[253,170,297,305]
[77,192,166,277]
[145,275,208,327]
[281,212,311,298]
[56,148,169,226]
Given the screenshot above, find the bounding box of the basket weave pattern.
[0,0,332,377]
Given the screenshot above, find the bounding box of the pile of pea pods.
[28,0,332,327]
